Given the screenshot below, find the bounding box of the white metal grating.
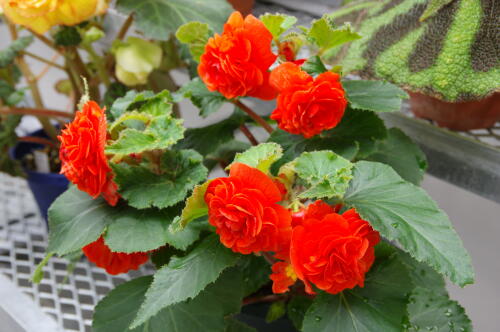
[0,173,154,332]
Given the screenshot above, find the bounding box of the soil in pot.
[409,92,500,131]
[227,0,255,16]
[10,129,68,223]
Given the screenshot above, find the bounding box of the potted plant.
[327,0,499,130]
[2,1,474,331]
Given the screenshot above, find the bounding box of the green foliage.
[367,128,427,185]
[307,16,361,52]
[0,114,23,176]
[295,151,353,199]
[0,36,33,68]
[344,161,474,286]
[176,78,227,117]
[302,56,327,76]
[176,22,210,62]
[231,142,283,174]
[104,206,203,252]
[342,80,408,112]
[116,0,232,40]
[94,268,243,332]
[111,149,207,209]
[420,0,456,21]
[302,254,413,332]
[53,26,82,46]
[131,235,239,328]
[266,301,286,323]
[225,318,257,332]
[176,181,210,230]
[47,187,115,256]
[106,91,185,155]
[287,296,313,331]
[239,255,272,296]
[177,111,246,163]
[406,287,472,332]
[260,13,297,40]
[103,82,128,110]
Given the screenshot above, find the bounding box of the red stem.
[234,100,274,134]
[239,124,258,146]
[18,136,58,148]
[243,294,286,306]
[1,107,73,119]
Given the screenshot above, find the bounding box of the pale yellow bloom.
[0,0,108,34]
[114,37,163,86]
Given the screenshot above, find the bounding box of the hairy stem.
[0,107,73,119]
[239,124,258,146]
[243,294,287,306]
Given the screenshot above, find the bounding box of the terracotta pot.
[227,0,255,16]
[409,92,500,131]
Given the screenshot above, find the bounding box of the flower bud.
[114,37,163,86]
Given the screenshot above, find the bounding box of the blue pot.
[9,129,68,223]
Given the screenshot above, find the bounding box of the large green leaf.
[131,234,239,328]
[344,161,474,286]
[104,206,203,253]
[239,255,272,297]
[0,36,33,68]
[295,151,353,199]
[175,78,227,117]
[93,269,243,332]
[111,149,207,209]
[231,142,283,174]
[175,181,210,230]
[108,90,155,121]
[225,318,257,332]
[367,128,427,185]
[287,296,314,331]
[342,80,408,113]
[406,287,472,332]
[302,254,412,332]
[302,56,327,76]
[116,0,232,40]
[47,187,115,256]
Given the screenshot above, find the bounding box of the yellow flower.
[114,37,163,86]
[0,0,108,34]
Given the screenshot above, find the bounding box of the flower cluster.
[198,12,348,138]
[205,164,380,295]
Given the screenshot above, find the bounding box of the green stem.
[83,44,111,87]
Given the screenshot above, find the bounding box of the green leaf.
[407,287,472,332]
[116,0,232,40]
[239,255,272,296]
[93,268,243,332]
[0,36,33,68]
[302,254,413,332]
[397,249,447,295]
[205,140,250,170]
[176,181,210,229]
[111,149,207,209]
[287,296,313,331]
[302,56,327,76]
[344,161,474,286]
[260,13,297,39]
[420,0,455,21]
[342,80,408,112]
[266,301,287,323]
[231,142,283,174]
[131,234,239,328]
[295,151,353,199]
[367,128,427,185]
[108,90,155,121]
[176,22,210,62]
[308,17,361,51]
[225,318,257,332]
[104,206,202,253]
[53,26,82,46]
[176,78,227,117]
[47,187,115,256]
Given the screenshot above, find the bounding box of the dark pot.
[409,92,500,131]
[227,0,255,16]
[237,303,298,332]
[9,128,68,223]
